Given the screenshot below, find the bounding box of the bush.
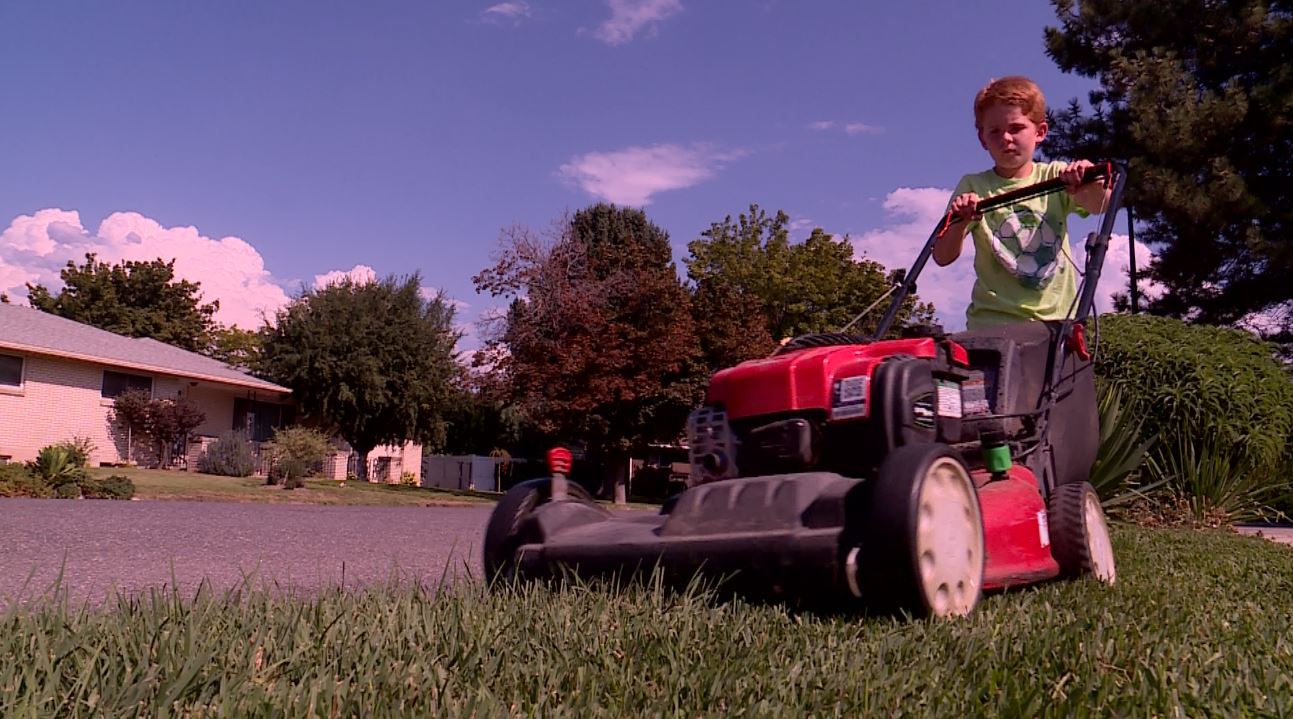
[28,444,89,489]
[0,464,49,498]
[400,471,418,487]
[81,475,136,501]
[264,427,332,490]
[1095,314,1293,470]
[197,432,257,477]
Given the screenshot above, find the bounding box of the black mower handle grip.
[975,163,1111,214]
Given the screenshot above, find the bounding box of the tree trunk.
[356,447,372,483]
[600,452,628,506]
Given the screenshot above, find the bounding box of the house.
[0,304,422,483]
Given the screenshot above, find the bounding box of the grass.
[4,526,1293,716]
[84,466,500,507]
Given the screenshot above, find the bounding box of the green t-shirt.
[950,161,1088,330]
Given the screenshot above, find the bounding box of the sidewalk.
[1235,526,1293,547]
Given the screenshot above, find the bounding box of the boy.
[934,75,1109,330]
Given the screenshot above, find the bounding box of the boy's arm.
[933,193,979,266]
[1061,160,1111,215]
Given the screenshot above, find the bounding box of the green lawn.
[4,526,1293,716]
[86,466,500,507]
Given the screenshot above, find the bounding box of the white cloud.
[593,0,683,45]
[482,1,531,23]
[558,142,744,206]
[850,188,1162,330]
[808,120,884,136]
[1,208,291,329]
[313,264,377,289]
[844,122,883,136]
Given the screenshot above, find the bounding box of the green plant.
[400,471,418,487]
[28,444,88,489]
[1089,380,1161,507]
[49,436,96,468]
[264,427,333,489]
[197,432,257,477]
[81,475,136,500]
[0,463,49,498]
[1095,314,1293,472]
[1145,423,1287,526]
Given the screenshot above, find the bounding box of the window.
[233,398,295,442]
[101,370,152,398]
[0,354,22,387]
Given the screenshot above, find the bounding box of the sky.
[0,0,1158,351]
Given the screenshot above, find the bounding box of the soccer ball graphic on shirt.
[990,209,1060,288]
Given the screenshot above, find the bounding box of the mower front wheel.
[853,443,985,618]
[482,478,596,584]
[1048,481,1116,584]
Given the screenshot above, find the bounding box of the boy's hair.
[974,76,1046,129]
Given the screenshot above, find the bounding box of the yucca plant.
[1089,380,1161,508]
[27,444,87,490]
[1145,424,1287,525]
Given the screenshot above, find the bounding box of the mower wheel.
[482,478,597,584]
[854,443,984,618]
[1047,481,1116,584]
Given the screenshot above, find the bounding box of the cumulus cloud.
[482,1,531,24]
[313,264,377,289]
[808,120,884,136]
[1,208,292,329]
[593,0,682,45]
[850,188,1157,330]
[557,142,744,206]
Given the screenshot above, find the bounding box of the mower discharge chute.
[483,164,1127,618]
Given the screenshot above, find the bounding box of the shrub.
[197,432,257,477]
[28,444,89,489]
[264,427,333,490]
[1095,314,1293,471]
[81,475,136,501]
[0,463,49,498]
[400,471,418,487]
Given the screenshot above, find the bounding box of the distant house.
[0,304,424,482]
[0,303,292,467]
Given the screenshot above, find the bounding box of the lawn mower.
[483,163,1127,617]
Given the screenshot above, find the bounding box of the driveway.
[0,498,494,606]
[1235,525,1293,547]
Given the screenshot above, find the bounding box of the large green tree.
[685,204,936,371]
[1043,0,1293,328]
[474,204,702,502]
[261,274,460,481]
[27,253,219,352]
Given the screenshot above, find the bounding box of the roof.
[0,303,289,394]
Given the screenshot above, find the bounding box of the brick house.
[0,304,422,482]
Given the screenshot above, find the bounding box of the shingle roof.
[0,304,289,393]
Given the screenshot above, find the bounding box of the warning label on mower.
[831,376,868,420]
[935,380,962,418]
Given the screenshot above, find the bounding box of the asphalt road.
[0,498,494,606]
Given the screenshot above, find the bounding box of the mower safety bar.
[872,162,1123,340]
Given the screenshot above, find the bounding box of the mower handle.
[871,162,1123,340]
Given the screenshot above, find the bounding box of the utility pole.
[1127,205,1140,314]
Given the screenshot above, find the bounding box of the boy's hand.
[950,192,981,222]
[1061,160,1097,193]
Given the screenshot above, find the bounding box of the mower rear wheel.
[855,443,984,618]
[482,478,596,584]
[1048,481,1116,584]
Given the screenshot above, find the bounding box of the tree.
[208,325,265,374]
[685,204,936,370]
[474,205,703,502]
[1043,0,1293,329]
[264,427,333,489]
[27,253,219,352]
[261,273,460,482]
[111,389,207,468]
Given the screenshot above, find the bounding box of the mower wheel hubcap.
[1083,491,1116,584]
[914,457,983,616]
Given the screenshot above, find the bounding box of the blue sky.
[0,1,1151,346]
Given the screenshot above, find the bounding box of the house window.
[101,370,153,398]
[0,354,22,387]
[233,397,295,442]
